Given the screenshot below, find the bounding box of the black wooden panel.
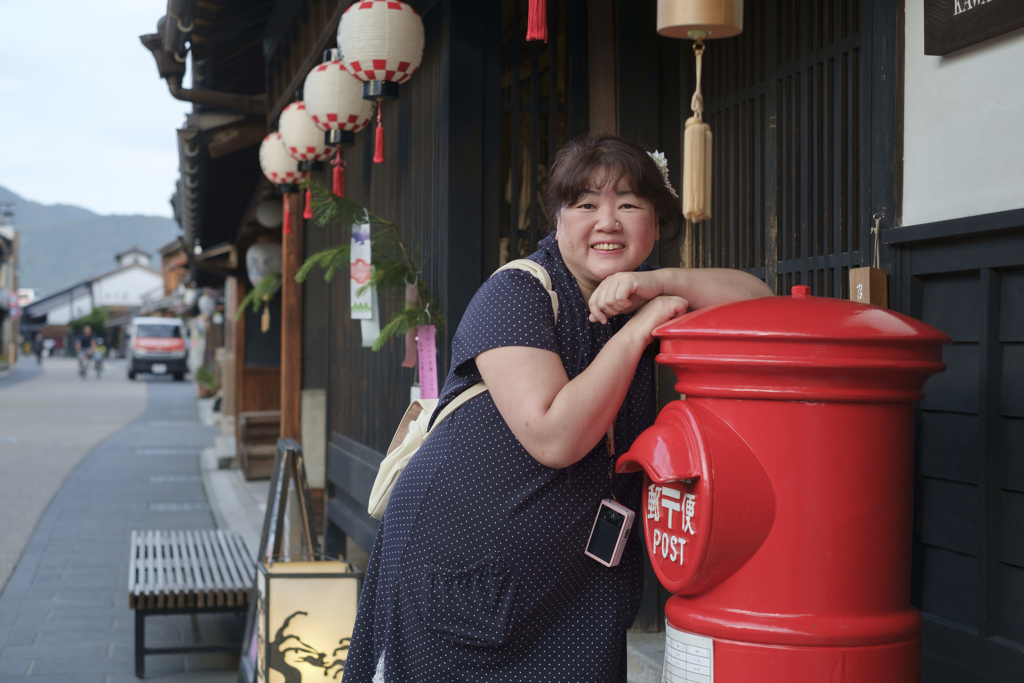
[302,212,331,389]
[1002,418,1024,494]
[921,344,980,414]
[325,493,379,558]
[920,411,980,484]
[999,344,1024,418]
[997,562,1024,644]
[911,229,1024,277]
[920,272,981,343]
[921,545,979,628]
[244,294,282,368]
[999,268,1024,343]
[325,432,384,509]
[920,478,979,556]
[923,617,1024,682]
[922,649,1006,683]
[1000,490,1024,569]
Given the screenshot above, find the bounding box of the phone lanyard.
[605,421,617,502]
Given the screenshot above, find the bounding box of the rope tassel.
[303,187,313,219]
[373,102,385,164]
[331,148,345,198]
[683,38,712,223]
[527,0,548,42]
[282,192,292,235]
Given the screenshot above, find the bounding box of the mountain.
[0,186,181,297]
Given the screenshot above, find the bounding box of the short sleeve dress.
[342,234,659,683]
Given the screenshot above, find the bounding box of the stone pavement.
[0,363,242,682]
[0,358,147,593]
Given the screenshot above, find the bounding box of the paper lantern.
[255,561,360,683]
[258,132,304,234]
[656,0,743,39]
[303,49,374,197]
[337,0,425,164]
[198,293,217,317]
[255,197,284,228]
[280,101,335,217]
[246,242,282,288]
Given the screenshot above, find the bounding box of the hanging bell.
[656,0,743,39]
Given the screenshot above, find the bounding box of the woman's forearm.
[654,268,773,309]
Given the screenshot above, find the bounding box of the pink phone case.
[584,498,636,567]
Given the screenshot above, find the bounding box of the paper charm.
[350,220,372,319]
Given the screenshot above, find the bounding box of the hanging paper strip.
[416,325,438,399]
[361,282,380,348]
[350,220,372,319]
[401,283,418,368]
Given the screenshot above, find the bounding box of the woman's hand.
[588,271,665,324]
[622,295,690,347]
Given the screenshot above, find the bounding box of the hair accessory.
[647,150,679,199]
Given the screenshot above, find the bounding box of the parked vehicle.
[125,317,188,381]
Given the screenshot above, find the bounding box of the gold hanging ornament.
[683,34,713,224]
[657,0,743,265]
[261,294,271,333]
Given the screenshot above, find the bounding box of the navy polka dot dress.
[342,234,659,683]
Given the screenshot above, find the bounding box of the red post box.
[617,285,950,683]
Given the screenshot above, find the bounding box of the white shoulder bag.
[366,259,558,520]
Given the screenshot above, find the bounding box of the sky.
[0,1,191,217]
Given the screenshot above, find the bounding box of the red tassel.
[527,0,547,41]
[331,148,345,197]
[303,187,313,219]
[373,102,385,164]
[282,193,292,235]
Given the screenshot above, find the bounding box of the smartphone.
[584,498,635,567]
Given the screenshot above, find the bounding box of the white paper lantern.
[337,1,425,85]
[255,198,284,228]
[259,133,301,187]
[198,293,217,317]
[279,102,334,163]
[246,242,283,288]
[303,61,374,134]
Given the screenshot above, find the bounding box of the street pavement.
[0,357,241,681]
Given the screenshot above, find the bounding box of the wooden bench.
[238,410,281,479]
[128,529,254,678]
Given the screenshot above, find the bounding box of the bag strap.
[426,260,559,434]
[494,259,559,324]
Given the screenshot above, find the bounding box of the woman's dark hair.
[544,134,682,243]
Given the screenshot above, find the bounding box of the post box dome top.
[655,286,951,402]
[656,285,949,345]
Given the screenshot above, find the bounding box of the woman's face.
[555,175,659,296]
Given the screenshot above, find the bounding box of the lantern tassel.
[283,192,292,235]
[527,0,548,42]
[303,186,313,220]
[331,149,346,198]
[683,39,712,223]
[261,297,270,333]
[373,102,385,164]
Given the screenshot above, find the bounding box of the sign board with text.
[925,0,1024,55]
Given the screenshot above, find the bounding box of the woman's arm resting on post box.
[477,296,688,470]
[588,268,773,324]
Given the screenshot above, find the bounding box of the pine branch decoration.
[296,179,444,351]
[236,272,282,321]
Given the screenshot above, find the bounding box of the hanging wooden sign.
[849,267,888,309]
[925,0,1024,55]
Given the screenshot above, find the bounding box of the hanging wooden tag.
[849,267,888,309]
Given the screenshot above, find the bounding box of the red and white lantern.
[279,101,333,219]
[303,53,374,197]
[337,0,424,164]
[258,132,304,234]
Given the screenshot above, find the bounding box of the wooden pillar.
[588,0,617,135]
[280,193,303,440]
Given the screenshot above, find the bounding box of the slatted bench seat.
[128,529,254,678]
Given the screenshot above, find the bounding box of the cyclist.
[75,325,97,378]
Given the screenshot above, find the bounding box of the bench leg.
[135,610,145,679]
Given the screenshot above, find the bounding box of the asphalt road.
[0,357,147,593]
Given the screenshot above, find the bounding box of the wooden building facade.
[144,0,1023,680]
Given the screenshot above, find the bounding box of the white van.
[125,316,189,380]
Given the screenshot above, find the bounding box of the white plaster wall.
[301,389,327,489]
[47,294,93,326]
[903,0,1024,226]
[92,267,162,307]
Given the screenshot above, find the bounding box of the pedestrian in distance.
[75,324,97,379]
[342,135,773,683]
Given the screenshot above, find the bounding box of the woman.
[343,135,772,682]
